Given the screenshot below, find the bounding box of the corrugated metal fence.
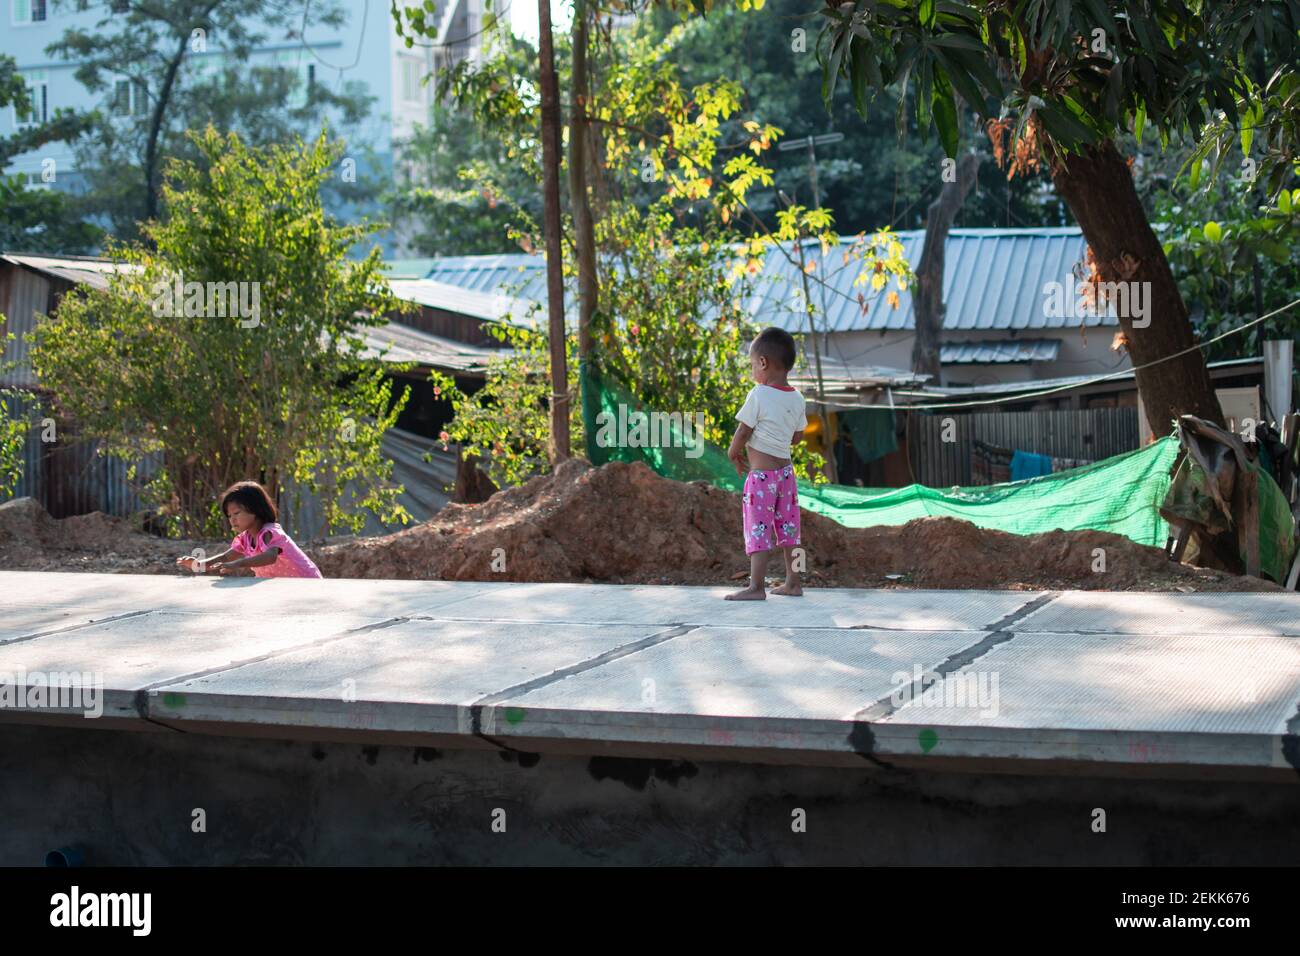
[2,391,160,519]
[906,407,1140,487]
[2,390,454,536]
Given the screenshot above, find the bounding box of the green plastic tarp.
[581,364,1177,547]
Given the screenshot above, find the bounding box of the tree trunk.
[1049,139,1224,432]
[537,0,569,462]
[454,451,498,504]
[568,0,597,363]
[912,151,980,383]
[143,41,185,227]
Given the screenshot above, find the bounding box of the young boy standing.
[725,327,808,600]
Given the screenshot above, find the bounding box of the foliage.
[0,332,26,500]
[643,0,1061,232]
[819,0,1300,181]
[0,54,101,253]
[397,11,914,485]
[430,318,584,489]
[1156,174,1300,360]
[28,128,410,538]
[46,0,375,240]
[384,102,543,256]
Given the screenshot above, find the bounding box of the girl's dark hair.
[220,481,278,525]
[753,327,797,370]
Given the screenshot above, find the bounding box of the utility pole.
[779,189,837,483]
[778,132,843,482]
[778,132,844,210]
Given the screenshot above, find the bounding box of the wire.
[399,0,516,50]
[883,296,1300,412]
[299,0,367,72]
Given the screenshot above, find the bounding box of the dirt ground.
[0,458,1280,591]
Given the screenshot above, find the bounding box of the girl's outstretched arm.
[219,548,281,574]
[176,548,238,573]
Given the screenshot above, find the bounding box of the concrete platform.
[2,572,1298,781]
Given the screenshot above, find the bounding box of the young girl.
[176,481,322,578]
[724,327,807,600]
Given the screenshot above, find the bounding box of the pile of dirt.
[0,462,1280,591]
[0,496,207,574]
[313,458,1278,592]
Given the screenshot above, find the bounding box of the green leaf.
[1279,190,1293,214]
[920,0,937,28]
[1035,102,1095,147]
[1260,239,1290,263]
[932,73,959,158]
[1134,103,1146,144]
[932,47,986,116]
[822,32,848,108]
[1202,221,1222,242]
[850,41,882,115]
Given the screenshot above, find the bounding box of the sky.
[507,0,574,46]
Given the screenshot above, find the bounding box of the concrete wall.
[3,724,1296,865]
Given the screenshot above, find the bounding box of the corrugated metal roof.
[940,339,1061,364]
[1,253,137,290]
[423,253,551,303]
[410,228,1120,333]
[388,277,536,325]
[351,321,503,372]
[382,258,443,278]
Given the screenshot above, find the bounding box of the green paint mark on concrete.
[919,728,938,753]
[504,707,526,725]
[163,693,187,708]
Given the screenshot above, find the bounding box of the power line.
[876,296,1300,412]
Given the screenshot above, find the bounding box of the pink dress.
[230,522,322,578]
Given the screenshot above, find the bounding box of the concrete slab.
[1018,590,1300,636]
[883,631,1300,733]
[409,581,1042,630]
[0,606,148,644]
[501,626,982,719]
[148,619,674,735]
[0,570,511,618]
[2,572,1297,779]
[875,630,1300,770]
[0,608,386,719]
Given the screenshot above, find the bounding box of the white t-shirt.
[736,384,807,459]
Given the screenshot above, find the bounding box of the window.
[111,77,147,116]
[12,0,47,23]
[400,56,423,103]
[112,78,130,115]
[14,71,48,125]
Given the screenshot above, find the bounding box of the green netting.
[581,364,1178,547]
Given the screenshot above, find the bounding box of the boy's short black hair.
[221,481,278,525]
[752,327,797,371]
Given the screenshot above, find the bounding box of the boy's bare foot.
[725,585,766,601]
[771,582,803,596]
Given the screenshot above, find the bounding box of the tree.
[46,0,373,239]
[0,54,101,253]
[644,0,1061,233]
[1156,175,1300,362]
[0,332,26,499]
[913,148,979,381]
[408,14,911,485]
[817,0,1300,432]
[29,127,410,537]
[385,102,542,255]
